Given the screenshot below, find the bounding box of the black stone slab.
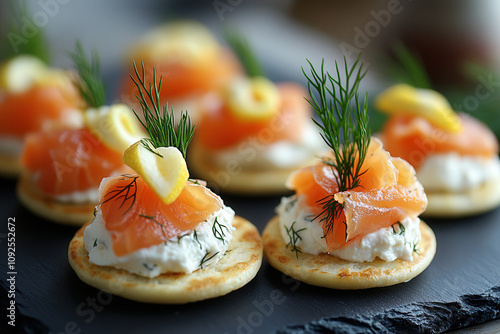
[1,175,500,334]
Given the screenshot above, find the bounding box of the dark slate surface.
[1,175,500,334]
[280,287,500,334]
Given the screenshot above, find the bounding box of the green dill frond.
[302,54,370,238]
[1,1,50,63]
[69,41,105,108]
[224,29,264,77]
[285,221,306,259]
[130,60,195,158]
[390,41,431,89]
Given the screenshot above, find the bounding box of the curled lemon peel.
[226,76,281,121]
[84,104,144,153]
[375,84,463,133]
[122,141,189,205]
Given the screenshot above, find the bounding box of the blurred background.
[1,0,500,133]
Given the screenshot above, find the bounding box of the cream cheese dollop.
[277,195,421,262]
[84,205,235,278]
[417,153,500,192]
[212,122,326,170]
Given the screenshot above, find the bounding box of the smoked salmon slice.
[99,175,223,256]
[21,128,125,195]
[0,82,81,138]
[196,83,310,150]
[287,138,427,252]
[120,50,241,109]
[381,113,498,169]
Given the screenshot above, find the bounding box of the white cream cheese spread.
[84,206,235,277]
[277,195,421,262]
[212,122,326,170]
[417,153,500,192]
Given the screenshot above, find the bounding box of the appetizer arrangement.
[120,21,242,124]
[189,32,325,194]
[263,56,436,289]
[17,44,142,225]
[68,62,263,304]
[0,21,83,177]
[376,84,500,217]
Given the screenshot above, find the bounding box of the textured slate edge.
[278,286,500,334]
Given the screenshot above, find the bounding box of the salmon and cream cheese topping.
[277,138,428,262]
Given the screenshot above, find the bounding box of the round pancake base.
[68,216,263,304]
[17,172,95,226]
[0,151,21,178]
[424,176,500,218]
[188,141,316,195]
[263,216,436,290]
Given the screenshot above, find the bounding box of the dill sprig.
[302,54,370,239]
[285,221,306,259]
[224,29,264,77]
[1,1,49,63]
[69,41,106,108]
[130,60,195,158]
[199,251,219,269]
[389,41,431,89]
[102,175,139,215]
[212,217,229,244]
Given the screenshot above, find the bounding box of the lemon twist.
[123,141,189,204]
[226,76,281,121]
[84,104,144,153]
[0,55,49,93]
[375,84,463,133]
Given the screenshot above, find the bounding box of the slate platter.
[1,174,500,334]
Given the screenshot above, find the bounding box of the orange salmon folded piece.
[287,138,427,253]
[381,113,498,169]
[0,81,82,139]
[21,128,126,195]
[99,175,223,257]
[196,83,310,150]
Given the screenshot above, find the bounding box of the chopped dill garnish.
[224,29,264,77]
[412,240,421,255]
[285,198,298,212]
[130,60,195,158]
[199,251,219,269]
[1,1,49,63]
[177,233,189,243]
[302,54,370,239]
[392,222,405,236]
[102,175,139,215]
[212,217,229,244]
[139,214,166,238]
[143,263,157,271]
[285,221,306,259]
[69,41,106,108]
[193,230,202,250]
